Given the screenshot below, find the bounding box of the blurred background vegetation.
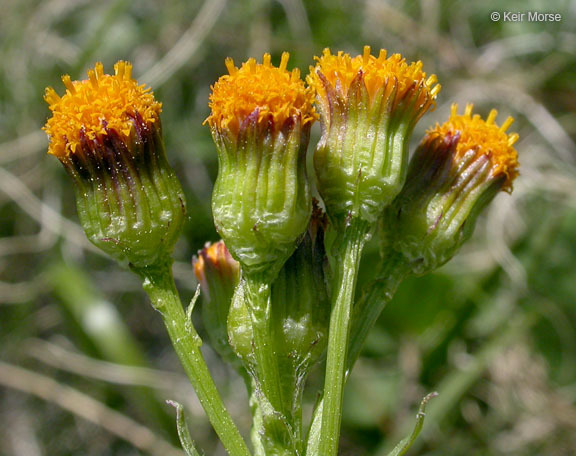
[1,0,575,454]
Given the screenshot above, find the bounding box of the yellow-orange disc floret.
[206,53,317,135]
[307,46,441,110]
[44,61,162,158]
[427,104,520,191]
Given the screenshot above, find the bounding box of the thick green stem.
[318,219,369,456]
[243,274,285,414]
[243,273,296,455]
[134,259,251,456]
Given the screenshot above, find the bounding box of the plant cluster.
[43,47,519,456]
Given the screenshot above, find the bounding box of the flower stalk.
[318,218,369,456]
[44,62,250,456]
[207,52,317,454]
[310,102,520,454]
[309,46,440,456]
[132,259,251,456]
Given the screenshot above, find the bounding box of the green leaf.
[387,392,438,456]
[167,400,202,456]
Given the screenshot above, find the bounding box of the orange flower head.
[307,46,440,226]
[383,104,521,274]
[207,53,314,276]
[42,62,185,270]
[43,61,162,158]
[206,53,316,136]
[307,45,440,113]
[194,240,240,297]
[426,104,519,191]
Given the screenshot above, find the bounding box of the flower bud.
[307,46,441,227]
[44,61,186,268]
[206,53,316,277]
[193,241,240,365]
[384,104,519,274]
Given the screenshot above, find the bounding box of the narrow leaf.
[387,392,438,456]
[187,284,202,325]
[167,400,202,456]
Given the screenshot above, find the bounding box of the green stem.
[248,380,267,456]
[243,273,295,455]
[243,274,285,414]
[133,259,251,456]
[308,250,409,456]
[318,219,369,456]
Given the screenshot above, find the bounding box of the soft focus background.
[1,0,575,455]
